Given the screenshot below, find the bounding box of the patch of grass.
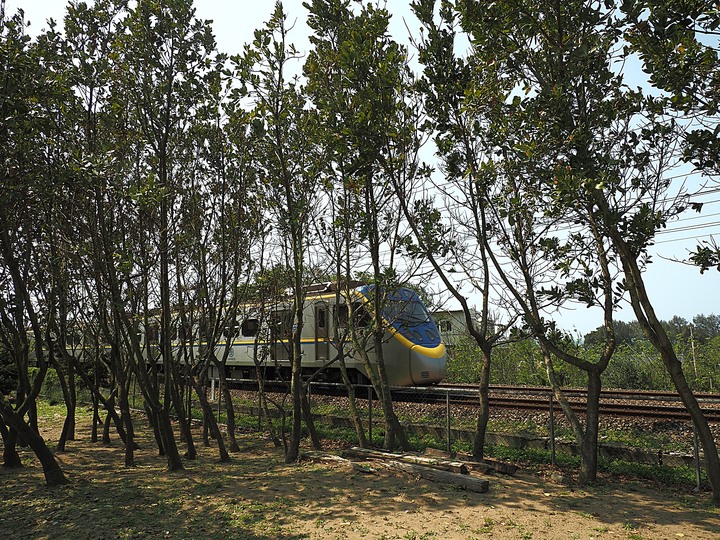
[138,388,713,493]
[484,443,581,468]
[402,531,437,539]
[600,428,684,453]
[598,458,709,489]
[487,417,548,437]
[478,517,495,533]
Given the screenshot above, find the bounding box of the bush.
[0,349,17,395]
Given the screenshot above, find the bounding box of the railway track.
[229,379,720,422]
[409,384,720,422]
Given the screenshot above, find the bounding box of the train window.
[318,308,326,329]
[67,333,82,347]
[197,319,209,342]
[242,318,259,337]
[353,302,371,327]
[224,321,240,339]
[271,311,293,337]
[335,303,370,327]
[147,323,160,344]
[336,304,349,326]
[384,298,430,327]
[177,322,193,342]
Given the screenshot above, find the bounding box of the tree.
[447,0,720,499]
[304,0,419,451]
[692,313,720,343]
[234,2,322,461]
[111,0,219,471]
[622,1,720,271]
[0,11,69,484]
[411,0,524,460]
[584,320,645,346]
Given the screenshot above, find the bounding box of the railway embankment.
[232,402,702,469]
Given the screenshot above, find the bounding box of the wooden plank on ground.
[342,447,469,474]
[384,460,489,493]
[456,453,518,475]
[301,451,378,474]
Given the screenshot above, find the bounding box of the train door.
[271,310,292,363]
[315,304,329,363]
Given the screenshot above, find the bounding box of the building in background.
[431,309,484,349]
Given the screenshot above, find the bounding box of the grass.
[213,395,712,491]
[4,399,720,540]
[55,383,709,491]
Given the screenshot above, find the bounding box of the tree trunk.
[191,374,230,462]
[338,354,368,448]
[169,363,196,460]
[472,347,492,460]
[217,367,240,453]
[614,235,720,505]
[158,409,185,472]
[1,424,22,468]
[0,398,67,485]
[374,330,410,452]
[580,371,602,485]
[285,348,303,463]
[383,460,489,493]
[302,384,322,450]
[114,330,135,467]
[255,367,282,448]
[48,349,75,453]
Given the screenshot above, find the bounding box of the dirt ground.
[2,412,720,540]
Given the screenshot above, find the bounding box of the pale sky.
[5,0,720,336]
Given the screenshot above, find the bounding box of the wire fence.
[122,375,706,487]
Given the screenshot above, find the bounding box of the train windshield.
[383,289,430,329]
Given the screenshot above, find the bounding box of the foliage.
[2,0,720,497]
[0,349,16,395]
[621,1,720,271]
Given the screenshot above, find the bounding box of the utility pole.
[690,325,698,379]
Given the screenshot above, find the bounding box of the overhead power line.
[655,233,717,245]
[657,220,720,236]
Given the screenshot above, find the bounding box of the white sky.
[6,0,720,336]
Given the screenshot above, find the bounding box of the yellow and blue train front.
[380,287,447,386]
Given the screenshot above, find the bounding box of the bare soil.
[1,409,720,540]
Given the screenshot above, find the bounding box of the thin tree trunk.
[338,354,368,448]
[216,367,240,452]
[190,375,230,462]
[169,362,196,459]
[613,234,720,505]
[302,383,321,450]
[0,398,68,485]
[472,347,492,460]
[1,424,22,468]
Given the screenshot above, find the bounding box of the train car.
[147,282,446,386]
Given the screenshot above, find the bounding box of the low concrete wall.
[234,404,700,468]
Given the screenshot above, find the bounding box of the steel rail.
[392,385,720,421]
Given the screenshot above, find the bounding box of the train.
[144,282,447,387]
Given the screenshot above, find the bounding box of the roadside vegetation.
[446,315,720,392]
[3,0,720,512]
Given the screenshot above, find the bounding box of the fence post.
[549,393,556,466]
[186,375,192,424]
[693,424,702,491]
[368,385,373,447]
[217,380,222,424]
[257,390,262,430]
[446,390,452,455]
